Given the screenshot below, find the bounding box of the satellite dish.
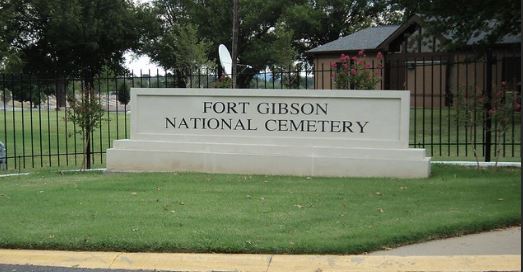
[218,44,232,77]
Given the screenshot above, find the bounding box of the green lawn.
[0,108,128,170]
[0,165,519,254]
[0,107,520,171]
[410,108,521,161]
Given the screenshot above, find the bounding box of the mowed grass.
[0,109,129,170]
[410,108,521,161]
[0,107,520,172]
[0,165,519,254]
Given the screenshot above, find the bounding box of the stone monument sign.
[107,88,430,178]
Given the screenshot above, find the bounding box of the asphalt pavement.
[0,264,158,272]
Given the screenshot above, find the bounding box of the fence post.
[484,49,493,162]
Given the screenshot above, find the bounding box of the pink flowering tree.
[331,50,383,90]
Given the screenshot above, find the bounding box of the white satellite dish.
[218,44,232,77]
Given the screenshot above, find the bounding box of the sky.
[124,52,163,75]
[123,0,162,73]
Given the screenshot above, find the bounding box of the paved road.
[0,264,161,272]
[371,227,521,256]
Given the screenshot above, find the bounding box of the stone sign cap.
[130,88,411,149]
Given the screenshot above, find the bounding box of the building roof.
[308,15,521,55]
[307,25,400,54]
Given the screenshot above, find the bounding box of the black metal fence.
[0,52,521,171]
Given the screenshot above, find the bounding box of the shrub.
[210,76,233,88]
[0,89,11,104]
[456,81,520,167]
[117,81,130,105]
[331,50,383,90]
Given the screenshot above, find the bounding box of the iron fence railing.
[0,52,521,171]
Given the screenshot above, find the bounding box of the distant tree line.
[0,0,519,90]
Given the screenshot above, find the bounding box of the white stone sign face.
[107,88,431,178]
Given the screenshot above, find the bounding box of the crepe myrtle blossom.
[331,50,383,90]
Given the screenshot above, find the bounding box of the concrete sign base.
[106,89,431,178]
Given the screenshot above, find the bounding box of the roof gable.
[307,25,400,54]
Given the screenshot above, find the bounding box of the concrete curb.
[0,249,520,272]
[0,173,30,178]
[432,161,521,167]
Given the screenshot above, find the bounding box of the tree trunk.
[55,75,67,109]
[237,69,255,88]
[85,128,92,170]
[175,70,187,88]
[82,71,95,170]
[231,0,239,88]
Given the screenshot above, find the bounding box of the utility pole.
[231,0,239,88]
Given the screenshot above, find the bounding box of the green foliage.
[332,51,383,90]
[141,1,212,87]
[265,24,300,89]
[282,0,397,53]
[456,82,521,166]
[0,52,23,73]
[2,76,52,106]
[210,76,233,88]
[171,24,213,86]
[4,0,142,79]
[0,0,23,71]
[144,0,312,87]
[117,81,130,105]
[272,26,297,67]
[5,0,144,167]
[66,89,105,169]
[0,89,11,104]
[395,0,521,48]
[488,83,520,164]
[67,92,105,137]
[12,86,48,107]
[455,87,484,166]
[225,1,297,86]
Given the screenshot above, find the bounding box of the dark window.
[502,57,521,84]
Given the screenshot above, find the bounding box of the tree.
[145,0,396,87]
[0,0,30,72]
[3,0,144,169]
[265,24,300,88]
[139,0,298,87]
[9,76,50,107]
[282,0,401,53]
[189,0,299,87]
[184,0,398,87]
[393,0,521,48]
[117,81,131,105]
[140,0,212,87]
